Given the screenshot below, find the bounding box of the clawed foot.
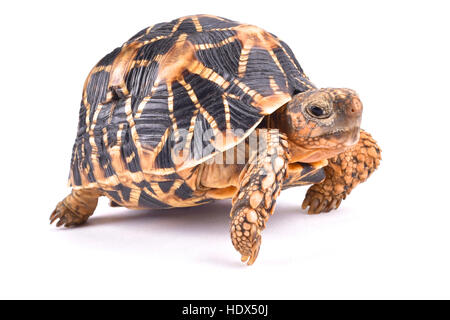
[302,189,344,214]
[239,231,261,266]
[240,237,261,266]
[231,208,264,266]
[302,130,381,215]
[50,201,89,227]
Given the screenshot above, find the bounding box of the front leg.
[302,130,381,214]
[230,129,290,265]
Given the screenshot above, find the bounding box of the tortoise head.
[278,88,362,163]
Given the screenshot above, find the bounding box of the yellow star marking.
[116,123,125,145]
[268,49,288,88]
[193,36,237,50]
[224,92,240,100]
[167,82,180,140]
[126,152,135,164]
[85,102,107,185]
[145,25,154,35]
[294,76,314,90]
[177,76,222,158]
[191,16,203,32]
[153,127,172,157]
[142,35,170,45]
[134,81,160,119]
[222,95,232,130]
[207,27,236,32]
[130,55,163,69]
[187,64,230,90]
[184,108,199,156]
[102,127,109,147]
[269,76,283,94]
[232,79,263,102]
[170,18,185,35]
[237,45,251,78]
[90,65,112,74]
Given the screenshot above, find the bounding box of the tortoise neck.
[268,104,290,133]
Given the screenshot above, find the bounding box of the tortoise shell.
[69,14,315,188]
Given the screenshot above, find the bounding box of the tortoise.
[50,14,381,265]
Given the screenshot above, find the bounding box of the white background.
[1,0,449,299]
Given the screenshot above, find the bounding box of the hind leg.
[50,188,102,227]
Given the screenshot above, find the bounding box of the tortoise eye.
[307,105,329,118]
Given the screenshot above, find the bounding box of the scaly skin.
[50,189,101,227]
[302,130,381,214]
[230,129,290,265]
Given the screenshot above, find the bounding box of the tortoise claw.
[241,255,249,263]
[302,189,343,214]
[240,233,261,266]
[49,209,59,224]
[49,201,88,228]
[247,236,261,266]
